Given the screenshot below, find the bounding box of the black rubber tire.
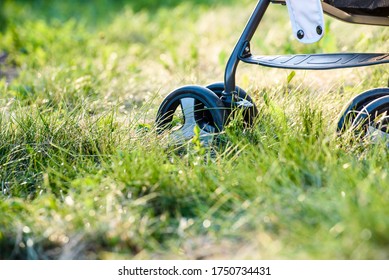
[206,82,258,126]
[352,96,389,134]
[156,85,225,135]
[337,88,389,133]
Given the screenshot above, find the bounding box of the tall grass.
[0,0,388,259]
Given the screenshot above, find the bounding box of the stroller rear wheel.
[352,95,389,143]
[206,82,258,126]
[337,88,389,133]
[156,85,225,144]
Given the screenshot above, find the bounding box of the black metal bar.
[223,0,271,103]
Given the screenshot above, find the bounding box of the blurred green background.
[0,0,235,24]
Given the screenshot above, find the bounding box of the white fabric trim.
[286,0,325,44]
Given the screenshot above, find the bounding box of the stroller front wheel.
[156,85,225,144]
[206,82,258,126]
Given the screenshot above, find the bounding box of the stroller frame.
[222,0,389,104]
[156,0,389,142]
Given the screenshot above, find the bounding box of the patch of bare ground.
[0,52,18,82]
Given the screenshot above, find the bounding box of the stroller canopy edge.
[324,0,389,16]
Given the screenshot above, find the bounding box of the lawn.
[0,0,388,259]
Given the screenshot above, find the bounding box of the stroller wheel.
[156,85,225,144]
[337,88,389,133]
[352,96,389,143]
[206,82,258,126]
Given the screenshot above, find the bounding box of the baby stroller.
[156,0,389,143]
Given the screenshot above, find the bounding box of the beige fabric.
[286,0,325,44]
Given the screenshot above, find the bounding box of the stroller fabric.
[286,0,325,44]
[324,0,389,16]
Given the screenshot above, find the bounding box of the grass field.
[0,0,389,259]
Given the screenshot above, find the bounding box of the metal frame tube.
[223,0,271,101]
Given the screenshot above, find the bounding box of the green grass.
[1,0,389,259]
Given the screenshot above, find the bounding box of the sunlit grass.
[0,0,388,259]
